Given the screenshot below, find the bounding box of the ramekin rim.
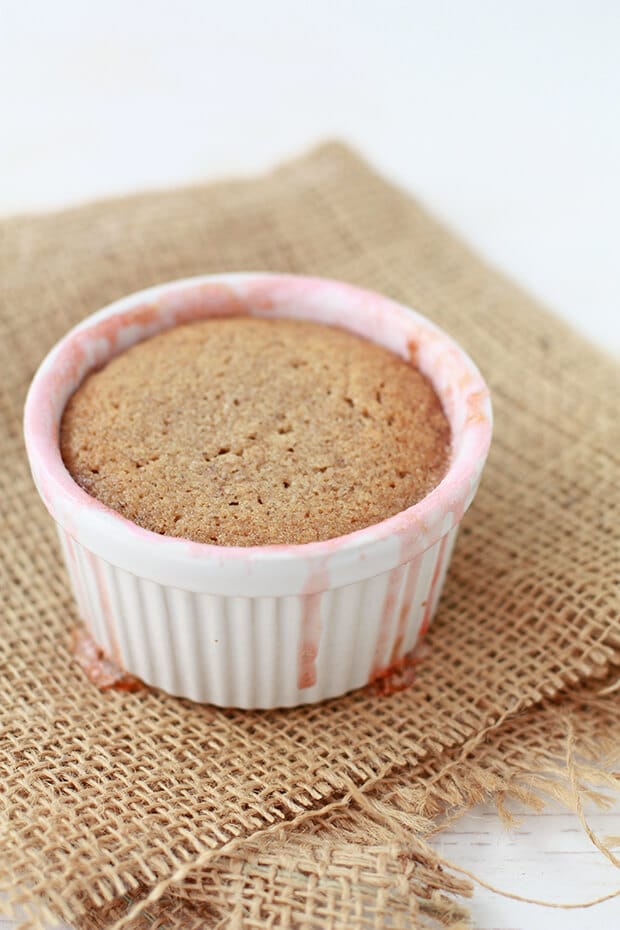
[24,272,492,568]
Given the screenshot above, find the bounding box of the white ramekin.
[24,273,492,708]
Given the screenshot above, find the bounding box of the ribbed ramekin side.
[57,524,459,708]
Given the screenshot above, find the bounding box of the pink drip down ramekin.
[24,274,492,708]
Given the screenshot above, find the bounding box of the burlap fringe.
[47,674,618,930]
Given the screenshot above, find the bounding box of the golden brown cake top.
[60,317,450,546]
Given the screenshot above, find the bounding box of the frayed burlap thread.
[75,673,620,930]
[0,143,619,927]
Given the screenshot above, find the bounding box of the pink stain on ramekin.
[419,535,450,637]
[72,626,143,692]
[25,282,249,528]
[388,552,424,669]
[297,557,331,689]
[63,531,102,638]
[369,565,406,682]
[30,282,246,451]
[418,497,464,635]
[24,273,492,599]
[371,638,431,696]
[297,593,322,689]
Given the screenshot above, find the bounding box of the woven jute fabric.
[77,671,620,930]
[1,142,619,928]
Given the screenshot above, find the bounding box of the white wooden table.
[431,802,620,929]
[2,2,618,926]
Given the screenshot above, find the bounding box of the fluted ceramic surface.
[58,524,459,708]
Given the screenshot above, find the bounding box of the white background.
[1,2,619,928]
[2,0,619,353]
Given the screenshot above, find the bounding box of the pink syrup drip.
[297,558,330,689]
[369,565,406,682]
[419,534,450,636]
[371,639,431,697]
[419,499,465,636]
[297,593,322,690]
[72,626,143,692]
[388,552,425,668]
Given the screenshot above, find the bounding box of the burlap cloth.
[0,143,618,929]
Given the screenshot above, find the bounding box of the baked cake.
[60,317,450,546]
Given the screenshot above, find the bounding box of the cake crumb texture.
[60,317,450,546]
